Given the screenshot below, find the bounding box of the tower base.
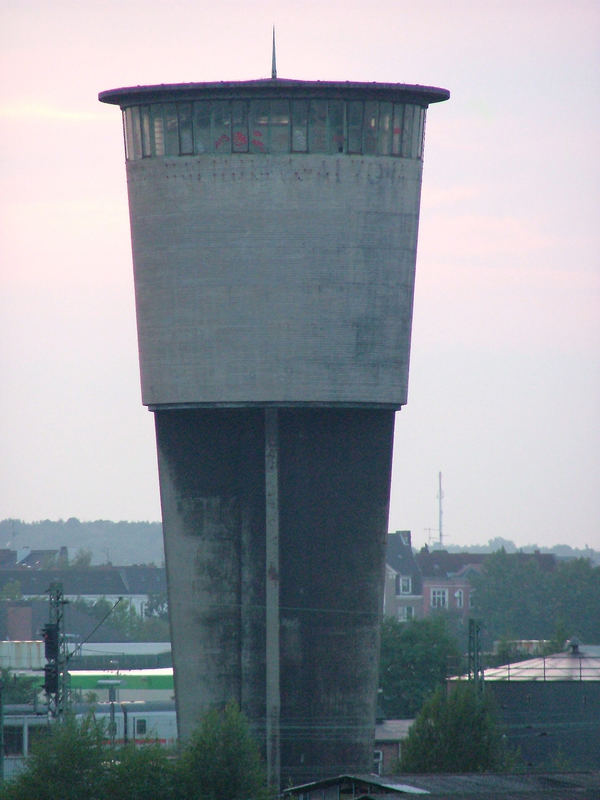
[155,407,395,784]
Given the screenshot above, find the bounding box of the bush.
[2,715,108,800]
[177,702,268,800]
[1,704,268,800]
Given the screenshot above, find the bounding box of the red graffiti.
[214,133,231,149]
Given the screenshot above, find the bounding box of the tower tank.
[99,77,449,785]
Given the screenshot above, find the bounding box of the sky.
[1,0,598,552]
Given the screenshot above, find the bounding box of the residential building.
[383,531,423,621]
[0,567,166,617]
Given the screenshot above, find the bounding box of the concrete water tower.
[99,74,448,785]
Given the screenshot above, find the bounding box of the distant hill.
[0,519,164,566]
[426,536,600,565]
[1,520,597,568]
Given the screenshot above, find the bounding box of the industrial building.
[99,74,448,785]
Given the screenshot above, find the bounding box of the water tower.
[99,75,448,785]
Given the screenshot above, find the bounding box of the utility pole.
[468,618,484,692]
[0,676,4,784]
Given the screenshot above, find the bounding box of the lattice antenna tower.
[438,471,444,547]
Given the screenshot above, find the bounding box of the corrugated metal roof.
[284,771,600,798]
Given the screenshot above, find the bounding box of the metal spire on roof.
[271,26,277,79]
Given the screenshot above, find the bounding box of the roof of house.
[0,566,165,597]
[118,566,166,594]
[415,548,556,579]
[386,532,415,572]
[386,533,422,594]
[416,549,488,578]
[0,549,17,568]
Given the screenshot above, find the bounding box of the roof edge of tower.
[98,78,450,107]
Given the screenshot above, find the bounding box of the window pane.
[140,106,152,157]
[232,100,249,152]
[392,104,404,156]
[151,104,165,156]
[123,110,132,160]
[401,104,415,158]
[328,100,344,153]
[125,107,142,161]
[308,100,328,153]
[407,104,421,158]
[291,100,308,152]
[270,99,290,153]
[163,103,179,156]
[378,102,392,155]
[416,106,426,159]
[4,726,24,755]
[249,100,268,153]
[211,100,231,152]
[347,101,363,154]
[193,101,211,153]
[178,102,194,155]
[364,101,378,155]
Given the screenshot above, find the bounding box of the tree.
[2,705,268,800]
[145,590,169,621]
[102,743,177,800]
[0,579,22,601]
[549,558,600,643]
[0,668,40,703]
[379,616,461,718]
[470,550,551,643]
[177,702,268,800]
[399,682,515,773]
[70,596,170,642]
[470,551,600,645]
[2,715,108,800]
[70,547,92,568]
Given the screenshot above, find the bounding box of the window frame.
[431,588,448,609]
[395,574,412,595]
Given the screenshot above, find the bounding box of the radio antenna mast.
[438,471,444,547]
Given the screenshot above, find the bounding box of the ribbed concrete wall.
[155,407,394,784]
[127,154,422,407]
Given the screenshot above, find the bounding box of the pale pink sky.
[1,0,599,550]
